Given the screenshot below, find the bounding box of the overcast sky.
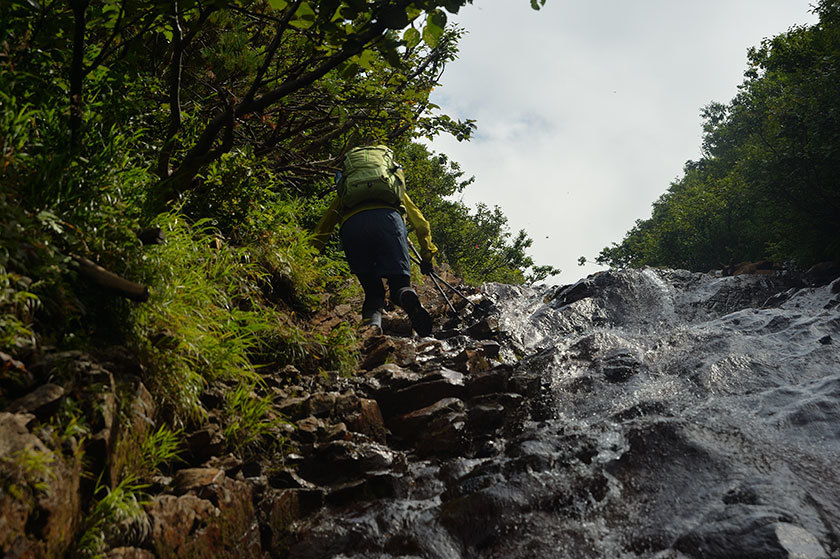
[426,0,819,284]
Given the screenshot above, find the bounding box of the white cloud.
[427,0,818,284]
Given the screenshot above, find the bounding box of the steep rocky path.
[3,267,840,559]
[281,268,840,559]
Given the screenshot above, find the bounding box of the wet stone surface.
[5,268,840,559]
[282,269,840,559]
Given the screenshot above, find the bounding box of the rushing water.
[290,268,840,558]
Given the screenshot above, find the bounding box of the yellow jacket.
[311,176,438,263]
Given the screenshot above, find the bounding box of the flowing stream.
[289,268,840,558]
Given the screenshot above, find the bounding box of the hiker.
[311,145,437,336]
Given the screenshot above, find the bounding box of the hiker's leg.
[387,274,432,337]
[385,274,411,305]
[358,275,385,330]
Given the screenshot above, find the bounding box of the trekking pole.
[407,243,480,310]
[407,243,459,317]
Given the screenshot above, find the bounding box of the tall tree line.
[598,0,840,272]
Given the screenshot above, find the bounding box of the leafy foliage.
[0,0,555,554]
[599,2,840,271]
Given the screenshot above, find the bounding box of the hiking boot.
[361,308,383,335]
[399,288,433,337]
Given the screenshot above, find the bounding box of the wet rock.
[281,269,840,557]
[597,347,643,382]
[105,547,156,559]
[185,425,225,464]
[389,397,466,439]
[440,483,528,551]
[324,473,401,506]
[307,392,338,417]
[6,383,64,417]
[360,335,417,370]
[381,310,413,336]
[449,345,497,373]
[276,396,308,420]
[295,416,324,443]
[321,421,350,442]
[343,397,387,443]
[467,393,525,434]
[464,316,499,340]
[365,363,422,391]
[466,365,512,398]
[259,488,325,555]
[508,372,541,396]
[377,368,465,418]
[297,440,399,485]
[674,516,828,559]
[388,398,468,457]
[435,328,463,340]
[173,468,225,494]
[0,412,82,559]
[360,337,397,370]
[147,476,265,559]
[551,277,598,306]
[268,468,315,490]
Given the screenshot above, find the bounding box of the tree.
[599,1,840,271]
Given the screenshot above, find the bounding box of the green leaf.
[339,5,359,19]
[403,27,421,49]
[405,6,422,21]
[378,4,409,30]
[443,0,462,14]
[267,0,288,10]
[339,62,360,79]
[319,0,340,21]
[289,2,316,28]
[422,11,446,47]
[357,48,377,69]
[530,0,546,10]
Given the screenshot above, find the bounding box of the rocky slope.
[3,266,840,558]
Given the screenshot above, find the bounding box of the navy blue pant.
[340,208,412,316]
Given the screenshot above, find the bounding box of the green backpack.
[337,145,404,209]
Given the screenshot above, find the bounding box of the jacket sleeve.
[402,192,438,262]
[311,196,342,252]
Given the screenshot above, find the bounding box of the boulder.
[297,440,399,485]
[173,468,225,495]
[6,383,63,417]
[465,365,512,398]
[147,475,265,559]
[0,412,82,559]
[259,488,325,555]
[389,398,466,440]
[377,368,465,418]
[324,473,401,506]
[343,398,387,443]
[388,398,468,457]
[185,425,225,464]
